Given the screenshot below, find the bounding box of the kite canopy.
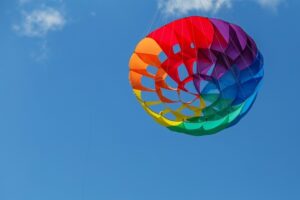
[129,16,264,136]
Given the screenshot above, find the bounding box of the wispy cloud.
[13,7,66,37]
[158,0,285,15]
[256,0,284,10]
[13,1,67,62]
[158,0,232,15]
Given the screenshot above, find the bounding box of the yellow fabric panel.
[133,89,182,127]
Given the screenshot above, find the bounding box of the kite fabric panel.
[129,16,264,136]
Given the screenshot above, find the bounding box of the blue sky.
[0,0,299,199]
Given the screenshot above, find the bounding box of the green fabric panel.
[201,94,219,103]
[167,121,230,136]
[203,115,228,130]
[227,103,245,123]
[166,102,246,136]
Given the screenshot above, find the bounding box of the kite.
[129,16,264,136]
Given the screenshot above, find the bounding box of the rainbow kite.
[129,16,264,136]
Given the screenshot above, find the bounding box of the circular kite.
[129,16,264,136]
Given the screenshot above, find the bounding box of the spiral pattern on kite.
[129,16,264,136]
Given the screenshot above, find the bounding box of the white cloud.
[158,0,285,15]
[13,7,66,37]
[158,0,232,15]
[257,0,283,9]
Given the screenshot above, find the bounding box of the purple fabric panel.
[209,19,230,53]
[210,19,230,42]
[230,24,248,50]
[197,49,216,75]
[193,74,201,94]
[236,48,255,70]
[212,54,229,79]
